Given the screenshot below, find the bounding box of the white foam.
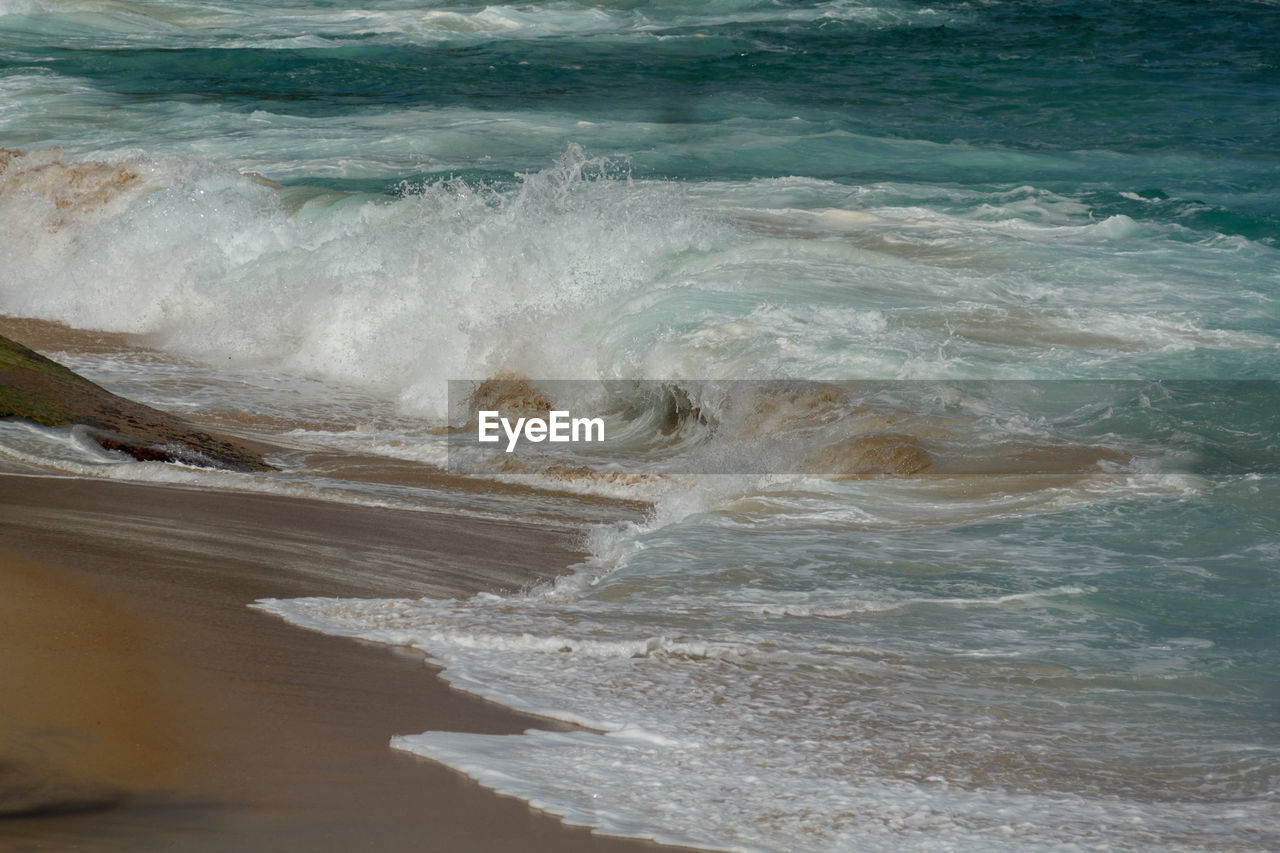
[0,146,725,417]
[1,0,947,48]
[259,584,1280,852]
[249,464,1273,853]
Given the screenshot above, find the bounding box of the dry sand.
[0,473,680,852]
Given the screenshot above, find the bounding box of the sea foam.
[1,146,721,415]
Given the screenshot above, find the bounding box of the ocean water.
[2,1,1278,850]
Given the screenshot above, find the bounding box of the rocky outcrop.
[0,333,274,473]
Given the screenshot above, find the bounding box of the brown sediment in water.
[735,382,959,440]
[0,474,685,852]
[540,462,658,488]
[925,439,1131,478]
[938,305,1144,352]
[820,433,935,478]
[0,332,275,472]
[299,449,651,519]
[734,208,999,270]
[0,317,144,360]
[720,383,943,478]
[816,434,1131,481]
[464,374,557,424]
[0,149,144,226]
[723,382,1131,480]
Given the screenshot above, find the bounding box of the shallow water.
[2,1,1278,850]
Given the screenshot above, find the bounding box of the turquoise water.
[2,1,1278,850]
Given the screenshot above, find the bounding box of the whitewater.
[2,1,1278,850]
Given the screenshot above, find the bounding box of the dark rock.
[0,333,274,473]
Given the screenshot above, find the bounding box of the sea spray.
[4,2,1279,850]
[1,146,724,414]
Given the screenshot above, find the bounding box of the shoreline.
[0,473,680,852]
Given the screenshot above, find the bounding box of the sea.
[1,1,1278,850]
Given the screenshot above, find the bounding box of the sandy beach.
[3,1,1278,846]
[0,473,678,852]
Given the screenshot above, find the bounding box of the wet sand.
[0,473,679,852]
